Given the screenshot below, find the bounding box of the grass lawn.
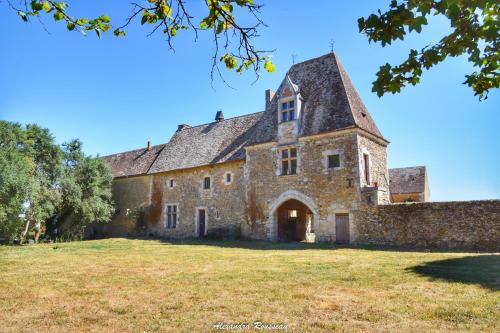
[0,239,499,332]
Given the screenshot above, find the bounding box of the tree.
[46,140,114,240]
[359,0,499,99]
[0,121,114,242]
[0,145,33,242]
[7,0,275,81]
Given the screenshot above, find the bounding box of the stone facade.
[99,53,498,250]
[244,130,388,242]
[354,200,500,251]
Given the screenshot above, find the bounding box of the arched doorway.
[276,199,314,242]
[267,190,318,242]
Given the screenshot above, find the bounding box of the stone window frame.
[279,145,299,176]
[322,148,344,171]
[164,203,179,229]
[279,98,296,123]
[202,175,212,191]
[360,148,372,186]
[167,178,176,189]
[223,171,234,185]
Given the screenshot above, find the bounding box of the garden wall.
[354,200,500,251]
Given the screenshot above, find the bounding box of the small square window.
[288,100,294,109]
[226,173,232,183]
[169,179,175,188]
[203,177,211,189]
[289,110,295,121]
[328,154,340,169]
[282,102,288,110]
[282,150,289,158]
[290,148,297,158]
[288,210,297,218]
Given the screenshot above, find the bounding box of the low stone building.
[99,53,428,243]
[389,166,430,203]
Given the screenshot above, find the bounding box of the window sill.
[280,119,297,124]
[279,173,299,177]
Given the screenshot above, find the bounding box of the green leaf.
[53,11,64,21]
[100,14,111,23]
[18,10,28,22]
[42,1,51,12]
[264,59,275,73]
[95,29,101,38]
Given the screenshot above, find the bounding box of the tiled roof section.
[103,144,165,178]
[248,52,384,144]
[103,52,386,177]
[147,112,265,174]
[389,166,427,194]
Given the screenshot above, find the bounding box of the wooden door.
[198,209,206,238]
[335,214,350,244]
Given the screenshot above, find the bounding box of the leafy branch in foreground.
[8,0,275,82]
[359,0,499,100]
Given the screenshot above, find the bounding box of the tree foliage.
[8,0,275,81]
[359,0,499,99]
[0,121,114,242]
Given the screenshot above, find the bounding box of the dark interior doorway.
[198,209,206,238]
[277,199,313,242]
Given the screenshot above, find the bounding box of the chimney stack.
[147,141,152,151]
[215,110,224,122]
[265,89,275,109]
[176,124,191,132]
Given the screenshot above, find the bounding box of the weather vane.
[330,39,335,52]
[292,54,297,65]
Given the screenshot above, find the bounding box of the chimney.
[265,89,275,109]
[215,110,224,122]
[176,124,191,132]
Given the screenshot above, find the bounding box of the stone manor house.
[100,53,430,243]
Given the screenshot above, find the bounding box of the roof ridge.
[102,143,165,159]
[331,53,357,127]
[333,53,385,140]
[289,52,337,70]
[145,144,166,174]
[174,110,265,132]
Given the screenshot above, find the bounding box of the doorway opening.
[277,199,314,242]
[197,209,207,238]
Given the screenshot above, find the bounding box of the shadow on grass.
[407,255,500,291]
[150,238,495,253]
[156,238,338,251]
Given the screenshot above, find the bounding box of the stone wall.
[357,134,390,204]
[244,131,365,241]
[97,161,247,239]
[147,161,246,239]
[91,175,153,237]
[353,200,500,251]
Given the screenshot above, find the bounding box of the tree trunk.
[34,221,41,243]
[21,219,31,243]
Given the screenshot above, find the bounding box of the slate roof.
[103,52,386,178]
[104,144,165,178]
[246,52,385,145]
[389,166,427,194]
[148,112,264,174]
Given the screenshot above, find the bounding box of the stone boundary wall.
[354,200,500,251]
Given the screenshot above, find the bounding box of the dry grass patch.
[0,239,498,332]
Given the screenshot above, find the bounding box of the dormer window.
[281,100,295,122]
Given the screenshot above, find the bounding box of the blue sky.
[1,1,499,201]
